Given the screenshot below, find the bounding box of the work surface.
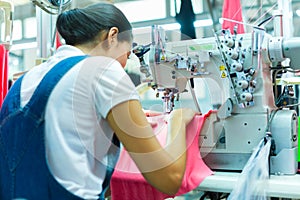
[197,171,300,198]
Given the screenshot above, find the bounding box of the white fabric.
[20,45,140,199]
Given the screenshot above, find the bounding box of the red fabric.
[0,45,8,108]
[56,31,62,49]
[110,112,213,200]
[222,0,245,34]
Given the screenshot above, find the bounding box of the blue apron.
[0,56,119,200]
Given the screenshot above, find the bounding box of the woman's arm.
[107,100,195,195]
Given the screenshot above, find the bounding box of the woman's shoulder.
[86,55,120,65]
[83,56,124,72]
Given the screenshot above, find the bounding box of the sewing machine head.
[136,25,275,113]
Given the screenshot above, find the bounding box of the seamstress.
[0,2,196,200]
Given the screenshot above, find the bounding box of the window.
[115,0,166,23]
[12,19,22,41]
[24,17,37,38]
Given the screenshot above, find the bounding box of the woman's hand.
[166,108,197,146]
[169,108,197,126]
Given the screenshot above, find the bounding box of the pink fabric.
[110,112,213,200]
[222,0,245,34]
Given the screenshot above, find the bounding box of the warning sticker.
[219,65,226,71]
[221,71,227,78]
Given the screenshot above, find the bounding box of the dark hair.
[56,2,132,46]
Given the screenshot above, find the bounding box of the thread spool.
[228,48,239,60]
[240,92,253,101]
[237,80,249,89]
[224,37,234,48]
[231,61,243,72]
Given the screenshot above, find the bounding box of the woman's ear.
[107,27,119,47]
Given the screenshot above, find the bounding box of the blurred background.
[3,0,300,82]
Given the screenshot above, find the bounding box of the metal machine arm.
[31,0,72,14]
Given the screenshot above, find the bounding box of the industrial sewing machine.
[133,24,299,175]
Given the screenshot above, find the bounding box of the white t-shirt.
[20,45,140,199]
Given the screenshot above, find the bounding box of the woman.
[0,2,196,200]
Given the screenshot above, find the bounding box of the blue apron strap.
[25,55,87,121]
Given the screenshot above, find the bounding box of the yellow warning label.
[219,65,226,71]
[221,71,227,78]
